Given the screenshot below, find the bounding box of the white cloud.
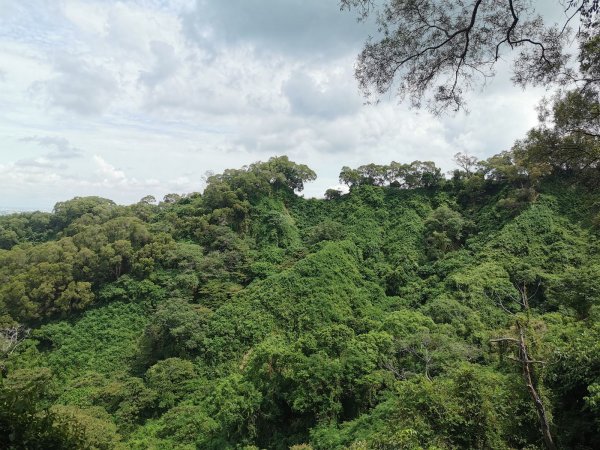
[93,154,127,183]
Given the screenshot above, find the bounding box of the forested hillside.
[1,127,599,449]
[2,0,598,448]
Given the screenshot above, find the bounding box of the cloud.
[139,40,180,88]
[93,154,164,190]
[105,2,154,55]
[93,155,127,183]
[231,104,431,157]
[0,168,76,210]
[140,45,289,116]
[21,135,83,159]
[14,157,67,170]
[34,55,119,116]
[13,135,83,173]
[283,69,362,119]
[182,0,376,59]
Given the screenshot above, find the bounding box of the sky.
[0,0,569,210]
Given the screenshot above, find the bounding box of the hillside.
[1,153,600,449]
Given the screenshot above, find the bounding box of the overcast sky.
[0,0,569,210]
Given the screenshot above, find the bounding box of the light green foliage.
[424,205,469,258]
[145,358,197,409]
[206,241,383,353]
[50,405,122,449]
[253,198,301,249]
[548,263,600,318]
[155,405,218,445]
[32,302,148,379]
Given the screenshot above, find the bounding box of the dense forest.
[1,86,600,449]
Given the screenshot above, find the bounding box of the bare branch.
[0,324,30,357]
[490,337,519,344]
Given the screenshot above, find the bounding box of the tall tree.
[341,0,599,112]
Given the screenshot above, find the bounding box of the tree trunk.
[516,321,556,450]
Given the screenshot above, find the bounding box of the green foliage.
[0,211,53,249]
[145,358,197,409]
[31,302,148,379]
[339,161,443,189]
[305,219,347,246]
[53,196,125,237]
[545,321,600,448]
[252,198,301,249]
[424,205,469,258]
[205,241,383,358]
[155,405,218,446]
[50,405,122,449]
[2,153,600,448]
[138,298,210,366]
[311,364,517,450]
[0,367,89,449]
[94,375,157,429]
[548,264,600,318]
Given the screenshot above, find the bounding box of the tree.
[0,368,89,448]
[52,196,117,232]
[341,0,599,112]
[490,282,556,450]
[138,298,209,365]
[424,205,469,258]
[339,166,362,187]
[454,152,479,176]
[138,195,156,205]
[338,160,443,188]
[145,358,197,409]
[261,155,317,193]
[1,261,96,323]
[324,188,343,199]
[162,193,182,204]
[549,264,600,318]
